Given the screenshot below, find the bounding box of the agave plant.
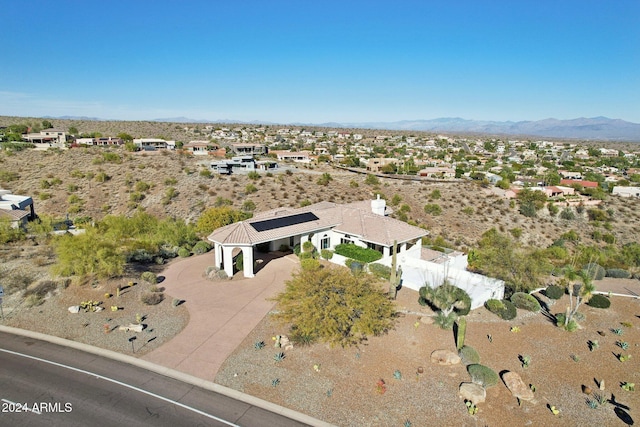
[274,352,286,362]
[254,340,265,350]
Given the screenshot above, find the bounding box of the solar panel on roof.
[250,212,319,232]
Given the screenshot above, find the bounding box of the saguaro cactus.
[456,316,467,351]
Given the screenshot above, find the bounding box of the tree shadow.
[610,393,631,411]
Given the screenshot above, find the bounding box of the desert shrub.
[192,241,212,254]
[293,243,301,255]
[555,313,578,331]
[510,292,541,312]
[424,203,442,215]
[484,299,517,320]
[300,258,321,271]
[467,364,499,388]
[320,249,333,260]
[141,271,157,284]
[141,292,164,305]
[299,251,314,260]
[583,263,606,280]
[485,299,504,313]
[458,345,480,365]
[302,241,316,253]
[368,263,391,280]
[177,247,191,257]
[519,201,537,217]
[544,285,564,300]
[334,243,382,263]
[587,294,611,309]
[560,208,576,220]
[606,268,630,279]
[272,265,396,347]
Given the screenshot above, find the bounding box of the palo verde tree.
[195,206,251,235]
[468,228,551,297]
[272,265,396,347]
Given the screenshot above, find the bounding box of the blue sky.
[2,1,639,123]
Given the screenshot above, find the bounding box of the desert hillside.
[1,146,639,252]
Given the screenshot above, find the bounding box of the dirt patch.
[216,288,640,426]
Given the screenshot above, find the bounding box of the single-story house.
[418,167,456,179]
[208,196,427,278]
[0,189,35,227]
[270,150,311,163]
[133,138,175,150]
[560,179,599,188]
[231,143,268,156]
[612,186,640,198]
[183,141,225,156]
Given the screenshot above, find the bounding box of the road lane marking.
[1,398,42,414]
[0,349,240,426]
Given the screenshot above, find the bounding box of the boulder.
[459,382,486,405]
[502,371,535,402]
[68,306,80,314]
[118,323,144,333]
[430,349,461,365]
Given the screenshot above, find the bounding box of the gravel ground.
[3,277,189,357]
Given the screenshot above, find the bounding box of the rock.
[280,335,293,351]
[68,306,80,314]
[599,379,605,390]
[459,382,486,405]
[94,306,104,312]
[430,349,461,365]
[118,323,143,333]
[502,371,535,402]
[420,316,434,325]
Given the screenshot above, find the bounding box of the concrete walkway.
[142,252,299,381]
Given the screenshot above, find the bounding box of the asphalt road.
[0,331,309,427]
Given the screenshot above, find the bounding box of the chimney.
[371,194,386,216]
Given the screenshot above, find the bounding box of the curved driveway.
[142,252,299,381]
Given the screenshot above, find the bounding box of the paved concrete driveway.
[142,252,298,381]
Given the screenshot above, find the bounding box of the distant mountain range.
[42,115,640,141]
[321,117,640,142]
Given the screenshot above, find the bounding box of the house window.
[289,236,295,247]
[321,236,330,250]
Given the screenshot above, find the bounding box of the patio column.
[214,243,223,270]
[222,246,235,277]
[241,246,255,278]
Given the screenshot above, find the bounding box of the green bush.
[510,292,541,312]
[300,258,321,271]
[583,263,606,280]
[192,241,212,254]
[458,345,480,365]
[299,251,314,260]
[141,271,157,284]
[484,299,516,320]
[141,292,164,305]
[424,203,442,216]
[587,294,611,309]
[320,249,333,260]
[544,284,565,299]
[177,247,191,257]
[334,243,382,263]
[293,243,301,255]
[368,263,391,280]
[606,268,631,279]
[302,241,316,253]
[467,364,499,388]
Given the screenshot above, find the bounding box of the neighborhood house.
[208,196,504,309]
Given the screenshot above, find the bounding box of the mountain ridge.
[23,115,640,142]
